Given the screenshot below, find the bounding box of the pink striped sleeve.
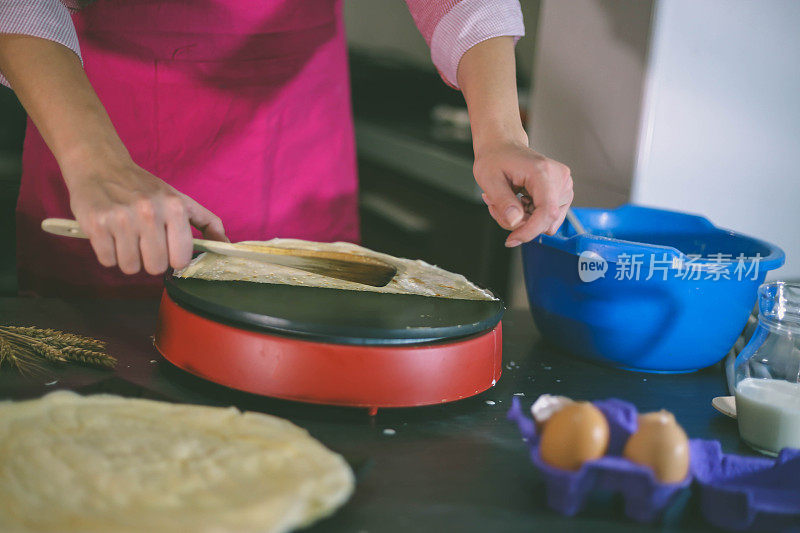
[0,0,81,88]
[405,0,525,89]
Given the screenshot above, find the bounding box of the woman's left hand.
[474,138,573,248]
[455,37,573,248]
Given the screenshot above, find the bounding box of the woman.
[0,0,573,298]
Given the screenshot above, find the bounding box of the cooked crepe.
[175,239,496,301]
[0,392,354,533]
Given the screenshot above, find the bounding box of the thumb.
[182,196,229,242]
[478,171,524,229]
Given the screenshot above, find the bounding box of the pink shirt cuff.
[0,0,81,88]
[430,0,525,88]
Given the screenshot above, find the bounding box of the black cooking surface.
[165,274,504,345]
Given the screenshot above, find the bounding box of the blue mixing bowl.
[522,204,785,372]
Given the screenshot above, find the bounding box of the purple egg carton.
[691,439,800,531]
[508,397,800,530]
[507,396,692,522]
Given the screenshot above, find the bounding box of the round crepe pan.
[154,274,505,411]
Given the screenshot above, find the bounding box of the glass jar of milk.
[734,281,800,456]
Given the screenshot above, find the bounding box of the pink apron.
[16,0,359,298]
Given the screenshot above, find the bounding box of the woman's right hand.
[63,152,228,276]
[0,34,227,277]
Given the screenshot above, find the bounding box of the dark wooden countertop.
[0,297,749,532]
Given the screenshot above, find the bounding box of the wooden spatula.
[41,218,397,287]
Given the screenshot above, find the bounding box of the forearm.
[0,34,128,182]
[458,36,572,245]
[457,36,528,155]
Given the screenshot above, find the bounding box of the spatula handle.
[41,218,89,239]
[191,238,241,255]
[42,218,229,253]
[40,218,359,258]
[42,218,394,270]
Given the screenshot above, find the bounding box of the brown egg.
[530,394,574,427]
[539,401,610,471]
[623,410,690,483]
